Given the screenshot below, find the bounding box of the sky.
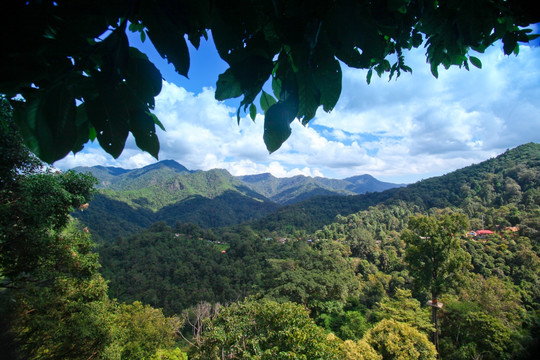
[54,29,540,184]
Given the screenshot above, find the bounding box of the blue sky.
[55,30,540,184]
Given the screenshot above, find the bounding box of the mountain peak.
[141,160,190,173]
[239,173,277,183]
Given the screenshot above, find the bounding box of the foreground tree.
[402,213,471,353]
[0,102,184,359]
[191,298,342,359]
[2,1,538,161]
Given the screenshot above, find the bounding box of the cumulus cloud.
[55,42,540,184]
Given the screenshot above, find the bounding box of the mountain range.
[73,143,540,242]
[72,161,405,241]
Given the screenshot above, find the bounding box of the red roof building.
[476,230,494,235]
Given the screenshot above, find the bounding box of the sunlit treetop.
[1,0,538,162]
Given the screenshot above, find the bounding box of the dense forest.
[2,92,540,359]
[91,143,540,359]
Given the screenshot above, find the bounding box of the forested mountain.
[254,143,540,233]
[73,160,403,240]
[73,162,281,240]
[94,143,540,360]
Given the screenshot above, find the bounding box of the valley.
[81,143,540,359]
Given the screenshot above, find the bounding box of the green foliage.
[440,299,515,360]
[151,348,188,360]
[3,1,538,160]
[255,143,540,233]
[192,298,342,360]
[339,338,381,360]
[0,97,42,186]
[99,222,279,313]
[85,143,540,359]
[364,319,437,360]
[439,275,529,360]
[1,223,112,360]
[263,241,361,317]
[0,170,97,278]
[0,120,189,359]
[371,289,432,334]
[105,301,180,360]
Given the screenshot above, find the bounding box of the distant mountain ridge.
[238,173,404,204]
[74,161,405,205]
[72,161,405,241]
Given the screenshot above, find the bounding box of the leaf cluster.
[2,1,538,160]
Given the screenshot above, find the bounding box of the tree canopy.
[2,0,539,162]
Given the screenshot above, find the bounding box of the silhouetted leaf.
[216,69,243,100]
[263,101,296,153]
[469,56,482,69]
[131,109,160,159]
[124,48,163,108]
[314,57,342,112]
[143,8,190,77]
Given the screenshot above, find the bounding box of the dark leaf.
[85,89,130,159]
[150,113,166,132]
[215,69,243,100]
[367,69,373,84]
[72,104,90,154]
[249,103,257,121]
[263,101,296,153]
[143,8,190,77]
[124,48,163,108]
[412,32,423,48]
[469,56,482,69]
[272,77,282,100]
[313,57,342,112]
[130,109,160,159]
[503,33,518,55]
[13,87,77,163]
[430,63,439,78]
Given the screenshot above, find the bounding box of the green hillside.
[254,143,540,233]
[73,163,279,240]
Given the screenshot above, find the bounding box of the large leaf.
[13,87,77,163]
[85,89,130,159]
[263,101,296,153]
[130,109,160,159]
[124,48,163,108]
[295,67,320,125]
[143,6,190,77]
[215,69,243,100]
[313,56,342,112]
[260,90,277,113]
[469,56,482,69]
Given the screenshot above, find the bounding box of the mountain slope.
[252,143,540,233]
[73,161,279,240]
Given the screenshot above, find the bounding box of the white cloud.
[55,43,540,184]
